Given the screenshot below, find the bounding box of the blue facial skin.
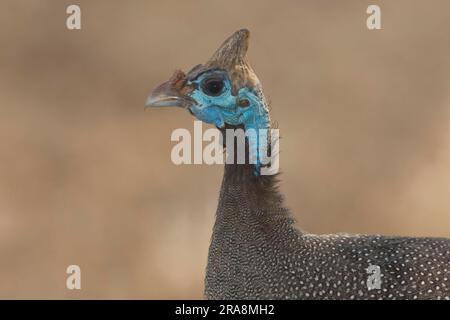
[188,71,237,128]
[187,70,271,175]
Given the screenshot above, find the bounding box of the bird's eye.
[201,77,224,96]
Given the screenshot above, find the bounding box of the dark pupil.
[202,78,224,96]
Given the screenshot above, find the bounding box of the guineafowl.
[146,29,450,300]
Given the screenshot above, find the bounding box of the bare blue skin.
[188,71,236,128]
[187,70,270,174]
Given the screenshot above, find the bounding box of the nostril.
[238,99,250,108]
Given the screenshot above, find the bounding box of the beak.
[145,79,194,109]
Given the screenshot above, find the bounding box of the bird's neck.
[214,150,292,230]
[206,155,301,299]
[213,88,286,226]
[221,162,283,213]
[206,110,301,299]
[215,94,281,222]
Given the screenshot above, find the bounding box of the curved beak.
[145,94,187,108]
[145,78,194,109]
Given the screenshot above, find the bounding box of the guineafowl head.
[145,29,270,131]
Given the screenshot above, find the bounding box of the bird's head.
[145,29,270,130]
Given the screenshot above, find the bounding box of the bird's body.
[206,163,450,299]
[146,29,450,300]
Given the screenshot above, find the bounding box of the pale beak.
[145,80,194,109]
[145,94,187,108]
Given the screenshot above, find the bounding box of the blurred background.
[0,0,449,299]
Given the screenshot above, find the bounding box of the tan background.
[0,0,449,299]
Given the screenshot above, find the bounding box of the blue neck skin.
[235,86,271,175]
